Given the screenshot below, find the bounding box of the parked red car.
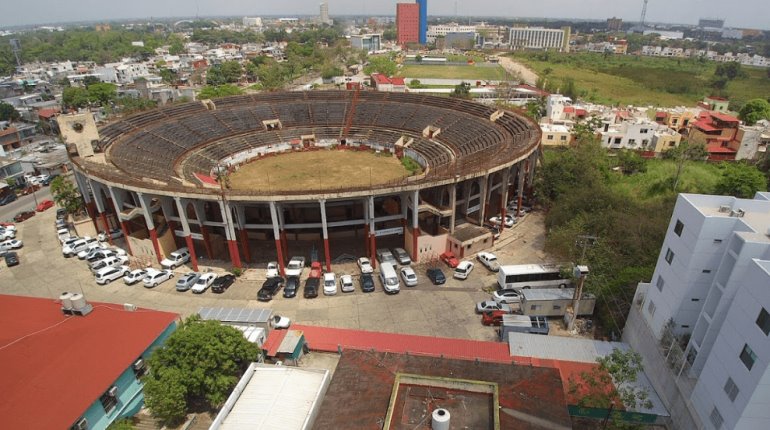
[0,222,14,228]
[439,251,459,268]
[481,310,510,326]
[14,211,36,222]
[36,199,55,212]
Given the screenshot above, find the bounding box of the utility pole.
[569,234,597,331]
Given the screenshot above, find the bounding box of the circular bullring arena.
[68,91,541,272]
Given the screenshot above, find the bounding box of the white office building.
[350,34,382,54]
[509,27,570,52]
[426,24,477,44]
[626,192,770,429]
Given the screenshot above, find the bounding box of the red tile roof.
[576,108,587,116]
[563,106,575,113]
[194,172,219,186]
[694,120,718,132]
[263,328,287,356]
[707,143,737,153]
[0,295,178,429]
[710,111,739,123]
[37,108,60,119]
[390,77,405,86]
[371,73,391,85]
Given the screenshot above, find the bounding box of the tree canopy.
[363,56,397,76]
[144,316,260,427]
[0,102,20,122]
[206,61,243,86]
[714,162,767,198]
[50,177,85,215]
[738,98,770,126]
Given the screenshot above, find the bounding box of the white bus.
[497,263,588,290]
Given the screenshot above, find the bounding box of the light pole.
[569,234,597,332]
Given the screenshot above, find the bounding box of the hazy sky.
[1,0,768,30]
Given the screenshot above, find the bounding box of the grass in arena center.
[400,64,509,80]
[228,149,412,192]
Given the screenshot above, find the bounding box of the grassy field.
[400,64,509,80]
[511,52,770,108]
[228,150,410,192]
[611,158,723,197]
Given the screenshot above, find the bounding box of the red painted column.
[99,212,109,232]
[120,221,133,256]
[227,240,242,268]
[199,225,213,259]
[86,202,98,231]
[184,235,198,271]
[411,227,419,263]
[517,194,523,218]
[275,238,285,276]
[369,233,377,270]
[239,229,251,263]
[280,230,289,259]
[323,238,331,272]
[149,228,163,264]
[364,229,370,259]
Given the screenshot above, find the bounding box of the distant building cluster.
[640,46,769,67]
[509,27,571,52]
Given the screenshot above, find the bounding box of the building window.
[714,239,722,244]
[665,248,674,264]
[100,386,118,413]
[739,344,757,371]
[757,308,770,336]
[710,407,724,429]
[647,300,656,317]
[640,128,649,134]
[613,137,622,144]
[656,276,665,292]
[547,134,554,140]
[560,135,567,141]
[530,305,541,311]
[703,269,711,273]
[724,377,739,402]
[692,298,700,302]
[553,305,561,310]
[628,139,636,145]
[674,220,684,236]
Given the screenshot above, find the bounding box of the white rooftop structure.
[210,363,330,430]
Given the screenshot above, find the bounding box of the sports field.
[401,64,509,80]
[228,150,411,192]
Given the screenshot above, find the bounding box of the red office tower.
[397,3,420,46]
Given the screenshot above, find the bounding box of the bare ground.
[499,56,539,86]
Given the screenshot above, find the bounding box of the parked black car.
[56,208,67,220]
[360,273,375,293]
[284,276,300,298]
[427,268,446,285]
[0,193,17,206]
[5,251,19,266]
[257,277,285,301]
[211,274,236,293]
[304,277,319,298]
[42,174,59,186]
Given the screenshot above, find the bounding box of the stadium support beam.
[478,174,489,227]
[449,184,457,234]
[108,186,132,256]
[516,162,526,217]
[75,171,98,231]
[219,201,241,269]
[174,197,198,271]
[411,190,419,263]
[269,201,285,276]
[234,205,251,263]
[192,201,213,260]
[499,169,510,235]
[320,199,331,272]
[368,196,377,270]
[138,192,163,263]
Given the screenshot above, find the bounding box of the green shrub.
[231,267,243,277]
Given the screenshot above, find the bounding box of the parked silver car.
[175,272,201,292]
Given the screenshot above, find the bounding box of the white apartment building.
[544,94,570,122]
[94,61,150,84]
[242,17,263,28]
[509,27,570,52]
[426,24,477,44]
[631,193,770,429]
[599,119,679,152]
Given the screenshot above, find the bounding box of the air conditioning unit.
[108,386,118,397]
[730,209,746,218]
[133,358,145,370]
[718,204,731,213]
[123,303,137,312]
[74,417,88,430]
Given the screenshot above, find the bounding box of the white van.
[379,263,400,294]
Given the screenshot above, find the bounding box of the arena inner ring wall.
[70,91,541,273]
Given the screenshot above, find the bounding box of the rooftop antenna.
[639,0,649,29]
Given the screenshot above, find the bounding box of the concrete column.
[219,200,241,268]
[363,198,370,260]
[192,202,213,260]
[235,205,251,263]
[320,199,331,272]
[516,162,527,217]
[368,196,376,269]
[277,203,288,260]
[174,197,198,271]
[449,184,457,234]
[138,192,163,263]
[499,169,510,235]
[478,175,489,227]
[160,197,182,249]
[107,186,132,256]
[411,189,419,263]
[269,201,285,276]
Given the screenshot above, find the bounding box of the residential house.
[690,111,741,161]
[540,123,573,146]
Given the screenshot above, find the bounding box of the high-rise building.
[320,2,331,25]
[416,0,427,45]
[607,17,623,31]
[509,27,571,52]
[626,192,770,430]
[396,3,420,46]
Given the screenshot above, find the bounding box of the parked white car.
[77,242,104,259]
[191,272,217,294]
[143,269,174,288]
[95,265,129,285]
[266,261,280,278]
[400,266,418,287]
[58,229,72,243]
[284,256,306,277]
[98,228,124,242]
[0,229,16,240]
[123,269,149,285]
[323,272,337,295]
[63,237,98,257]
[357,257,374,274]
[493,288,521,304]
[90,255,129,273]
[340,274,355,293]
[477,252,500,272]
[488,215,515,228]
[271,315,291,329]
[160,248,190,269]
[453,261,475,280]
[0,239,23,250]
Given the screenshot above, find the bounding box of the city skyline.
[0,0,768,30]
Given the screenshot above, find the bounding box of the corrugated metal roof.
[521,288,575,301]
[198,307,272,324]
[214,364,329,430]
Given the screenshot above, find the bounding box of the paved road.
[0,187,52,222]
[0,204,550,342]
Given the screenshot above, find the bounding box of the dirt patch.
[228,149,411,192]
[499,56,539,86]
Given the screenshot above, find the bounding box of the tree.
[0,102,20,122]
[197,84,244,99]
[82,75,101,87]
[715,62,743,80]
[415,54,423,63]
[321,65,343,80]
[572,115,603,144]
[561,77,579,101]
[714,162,767,198]
[86,82,117,106]
[617,150,647,175]
[738,99,770,126]
[662,141,708,192]
[569,348,653,428]
[206,60,243,85]
[144,316,260,427]
[363,56,397,76]
[451,81,471,99]
[62,87,90,110]
[50,176,85,215]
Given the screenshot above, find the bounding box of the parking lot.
[0,206,550,342]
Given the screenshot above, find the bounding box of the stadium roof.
[0,295,178,429]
